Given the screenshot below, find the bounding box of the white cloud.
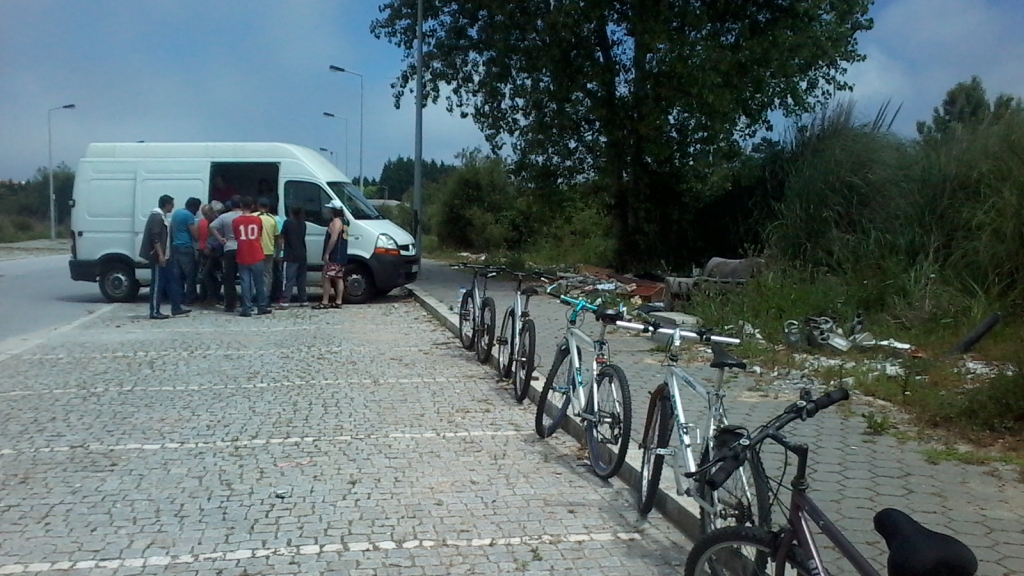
[846,0,1024,133]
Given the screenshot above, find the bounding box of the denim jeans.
[238,260,267,313]
[170,246,197,304]
[282,261,307,303]
[162,257,186,314]
[149,262,171,317]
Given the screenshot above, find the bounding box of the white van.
[68,142,419,303]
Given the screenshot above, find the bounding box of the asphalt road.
[0,255,108,343]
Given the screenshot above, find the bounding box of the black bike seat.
[709,342,746,370]
[521,286,539,296]
[595,308,624,324]
[874,508,977,576]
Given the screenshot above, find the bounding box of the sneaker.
[149,313,170,320]
[257,308,273,316]
[239,309,252,318]
[171,308,191,317]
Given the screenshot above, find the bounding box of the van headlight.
[374,234,400,256]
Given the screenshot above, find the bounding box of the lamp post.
[322,112,349,174]
[48,103,76,240]
[328,65,363,191]
[318,147,336,167]
[413,0,425,248]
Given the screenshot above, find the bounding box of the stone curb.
[408,283,704,540]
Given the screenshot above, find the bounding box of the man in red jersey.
[232,197,272,317]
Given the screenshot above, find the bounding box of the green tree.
[916,76,1024,136]
[379,156,457,201]
[372,0,873,269]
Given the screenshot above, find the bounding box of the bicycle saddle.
[709,342,746,370]
[521,286,539,296]
[873,508,977,576]
[595,308,624,324]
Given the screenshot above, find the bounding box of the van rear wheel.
[99,263,140,303]
[343,263,375,305]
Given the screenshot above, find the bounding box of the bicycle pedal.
[654,448,675,456]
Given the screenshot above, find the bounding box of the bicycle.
[495,271,541,403]
[452,263,503,364]
[616,319,770,534]
[684,387,979,576]
[535,294,632,479]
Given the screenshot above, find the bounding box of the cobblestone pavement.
[415,260,1024,576]
[0,297,694,575]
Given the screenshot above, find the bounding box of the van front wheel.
[99,263,140,303]
[343,263,375,305]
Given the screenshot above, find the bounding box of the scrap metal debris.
[542,265,666,303]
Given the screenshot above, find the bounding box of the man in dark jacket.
[140,194,190,319]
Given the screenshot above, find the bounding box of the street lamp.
[322,112,349,174]
[413,0,425,247]
[318,147,336,167]
[328,65,364,191]
[48,103,76,241]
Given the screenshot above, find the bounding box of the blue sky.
[1,0,1023,182]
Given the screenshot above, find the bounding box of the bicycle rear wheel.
[458,290,476,350]
[535,344,573,438]
[497,306,515,379]
[475,296,496,364]
[638,393,672,515]
[512,318,536,403]
[685,526,810,576]
[696,437,771,534]
[585,364,631,479]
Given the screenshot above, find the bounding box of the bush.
[0,215,48,243]
[427,150,536,253]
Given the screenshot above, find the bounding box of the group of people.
[139,192,350,320]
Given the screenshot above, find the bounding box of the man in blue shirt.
[169,197,201,308]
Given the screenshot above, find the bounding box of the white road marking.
[0,532,644,573]
[0,377,472,397]
[0,304,115,364]
[0,430,530,455]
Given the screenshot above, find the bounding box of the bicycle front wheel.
[685,526,810,576]
[638,393,672,515]
[696,441,771,534]
[512,318,536,404]
[458,290,476,350]
[497,306,515,379]
[475,296,496,364]
[535,344,573,438]
[585,363,632,479]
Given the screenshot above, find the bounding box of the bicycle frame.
[772,441,880,576]
[636,324,756,523]
[555,296,614,422]
[771,490,881,576]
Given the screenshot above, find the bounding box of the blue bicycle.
[535,294,632,479]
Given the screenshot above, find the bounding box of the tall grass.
[0,215,49,243]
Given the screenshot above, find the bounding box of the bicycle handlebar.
[558,294,599,313]
[614,320,741,346]
[695,387,851,490]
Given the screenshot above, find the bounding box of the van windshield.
[327,182,383,220]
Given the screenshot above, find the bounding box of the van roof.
[82,142,347,180]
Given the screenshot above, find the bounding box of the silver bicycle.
[535,294,632,480]
[452,263,503,364]
[617,320,770,535]
[495,270,540,403]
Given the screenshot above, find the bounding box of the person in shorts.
[315,199,348,309]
